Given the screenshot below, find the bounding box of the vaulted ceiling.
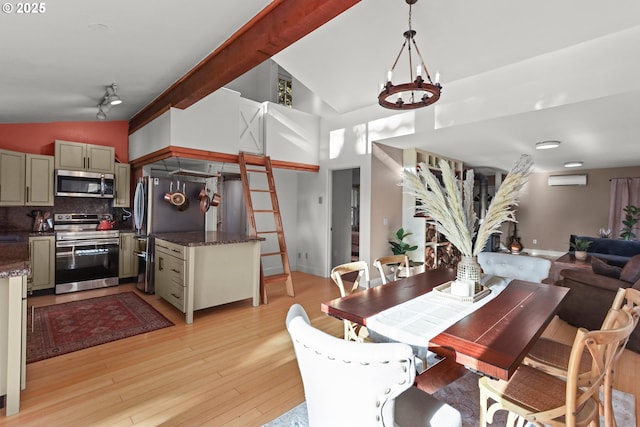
[2,0,640,172]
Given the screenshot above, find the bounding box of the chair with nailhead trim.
[285,304,462,427]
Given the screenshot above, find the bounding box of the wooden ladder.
[238,152,294,303]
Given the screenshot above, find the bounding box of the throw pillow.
[620,254,640,284]
[591,257,622,279]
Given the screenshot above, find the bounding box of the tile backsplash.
[0,197,134,232]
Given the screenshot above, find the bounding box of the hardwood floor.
[1,272,638,426]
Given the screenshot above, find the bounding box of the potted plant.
[620,204,640,240]
[389,227,418,256]
[388,228,423,275]
[403,155,532,296]
[570,238,592,260]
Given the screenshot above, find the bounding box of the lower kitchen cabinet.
[28,235,55,292]
[119,232,139,279]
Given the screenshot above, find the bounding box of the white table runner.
[366,275,512,352]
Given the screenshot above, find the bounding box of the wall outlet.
[532,239,537,245]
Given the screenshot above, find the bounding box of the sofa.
[556,253,640,352]
[569,234,640,267]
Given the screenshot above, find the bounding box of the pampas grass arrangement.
[403,155,533,258]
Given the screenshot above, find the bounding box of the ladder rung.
[263,273,290,284]
[257,230,278,234]
[254,209,277,213]
[246,168,267,173]
[261,251,285,257]
[250,189,271,193]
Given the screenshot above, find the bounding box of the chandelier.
[378,0,441,110]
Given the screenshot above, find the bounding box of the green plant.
[389,228,418,255]
[570,238,592,251]
[620,204,640,240]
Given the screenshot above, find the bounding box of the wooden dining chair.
[285,304,462,427]
[373,254,410,284]
[479,307,635,427]
[330,261,370,341]
[524,287,640,427]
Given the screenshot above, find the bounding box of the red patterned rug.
[27,292,174,363]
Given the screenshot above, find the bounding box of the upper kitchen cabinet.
[0,150,53,206]
[25,154,54,206]
[113,162,130,208]
[54,140,115,173]
[0,149,26,205]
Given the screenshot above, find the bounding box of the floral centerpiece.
[402,155,533,295]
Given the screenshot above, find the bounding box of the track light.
[96,104,107,120]
[106,84,122,105]
[96,83,123,120]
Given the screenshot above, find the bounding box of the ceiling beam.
[129,0,361,134]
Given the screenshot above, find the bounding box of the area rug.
[27,292,174,363]
[263,371,636,426]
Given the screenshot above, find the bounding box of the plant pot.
[574,251,588,261]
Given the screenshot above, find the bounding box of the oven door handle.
[56,238,120,248]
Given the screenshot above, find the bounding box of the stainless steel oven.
[54,213,120,294]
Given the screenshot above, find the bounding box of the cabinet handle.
[171,268,180,274]
[26,186,29,202]
[87,157,90,169]
[158,257,164,271]
[171,293,181,300]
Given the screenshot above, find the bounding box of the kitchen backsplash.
[0,197,134,232]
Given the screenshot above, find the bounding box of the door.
[331,168,360,268]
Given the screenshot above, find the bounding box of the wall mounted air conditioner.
[548,174,587,186]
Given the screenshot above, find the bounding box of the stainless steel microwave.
[55,169,115,198]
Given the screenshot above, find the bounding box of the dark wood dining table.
[321,268,569,392]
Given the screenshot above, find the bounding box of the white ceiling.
[3,0,640,173]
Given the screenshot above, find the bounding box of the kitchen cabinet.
[0,274,26,416]
[28,235,55,291]
[113,163,131,208]
[154,235,260,324]
[54,140,115,173]
[0,149,26,206]
[119,232,139,279]
[25,154,54,206]
[0,150,53,207]
[154,239,187,313]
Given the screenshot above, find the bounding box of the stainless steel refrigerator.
[133,176,205,293]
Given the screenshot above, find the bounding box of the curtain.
[608,178,640,239]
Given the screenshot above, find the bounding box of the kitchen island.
[153,231,263,324]
[0,236,30,416]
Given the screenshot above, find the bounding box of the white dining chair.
[285,304,462,427]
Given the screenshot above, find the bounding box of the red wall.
[0,121,129,162]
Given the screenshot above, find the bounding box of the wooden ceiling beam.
[129,0,361,134]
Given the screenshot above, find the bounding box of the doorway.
[331,168,360,268]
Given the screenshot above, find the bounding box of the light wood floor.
[1,272,638,426]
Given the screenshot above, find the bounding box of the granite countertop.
[0,232,33,278]
[153,231,264,247]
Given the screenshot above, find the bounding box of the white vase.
[456,256,482,291]
[574,251,588,261]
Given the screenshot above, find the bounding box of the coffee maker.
[28,210,51,232]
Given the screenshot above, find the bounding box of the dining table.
[321,268,570,392]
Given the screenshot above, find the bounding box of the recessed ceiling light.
[535,140,561,150]
[564,161,583,168]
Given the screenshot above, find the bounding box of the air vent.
[548,174,587,186]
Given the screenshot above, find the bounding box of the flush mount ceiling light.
[96,83,123,120]
[378,0,442,110]
[564,161,584,168]
[535,140,561,150]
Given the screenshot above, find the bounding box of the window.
[278,76,293,108]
